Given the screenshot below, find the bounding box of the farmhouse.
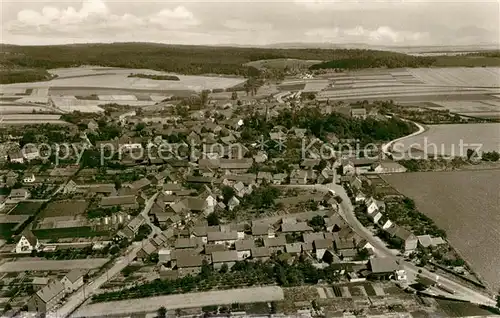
[10,188,30,200]
[16,231,40,254]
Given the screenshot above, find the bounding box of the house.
[380,219,393,230]
[63,180,78,194]
[9,151,24,163]
[257,171,273,184]
[251,247,271,261]
[23,173,36,183]
[163,183,183,195]
[263,236,287,253]
[280,222,313,234]
[303,232,325,244]
[370,211,383,224]
[233,181,247,197]
[207,231,239,245]
[184,197,209,214]
[219,158,253,173]
[252,221,275,238]
[16,231,40,254]
[342,160,355,176]
[100,195,138,210]
[10,188,30,200]
[272,173,287,185]
[417,235,446,248]
[357,239,375,251]
[130,178,152,191]
[325,214,346,232]
[228,196,240,211]
[340,249,358,261]
[387,226,418,255]
[351,107,367,119]
[366,197,385,215]
[175,253,205,276]
[175,237,200,249]
[314,239,333,260]
[137,241,157,260]
[289,169,307,185]
[355,192,367,203]
[369,257,401,280]
[120,215,146,238]
[28,280,65,313]
[372,161,407,174]
[285,243,302,255]
[60,270,86,293]
[235,239,255,259]
[212,250,239,270]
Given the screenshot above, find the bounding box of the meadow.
[383,170,500,291]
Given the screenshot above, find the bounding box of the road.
[381,119,426,157]
[285,183,496,307]
[49,194,159,318]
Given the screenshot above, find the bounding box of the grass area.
[33,226,111,239]
[39,200,88,217]
[0,223,17,239]
[8,202,44,215]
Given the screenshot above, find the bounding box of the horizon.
[1,0,499,47]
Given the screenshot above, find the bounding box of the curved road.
[381,119,426,157]
[286,183,496,307]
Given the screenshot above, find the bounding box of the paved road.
[286,183,496,307]
[49,194,159,318]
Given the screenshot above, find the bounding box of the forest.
[2,43,498,84]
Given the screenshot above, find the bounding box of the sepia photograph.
[0,0,499,317]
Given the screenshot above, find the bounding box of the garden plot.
[0,259,109,272]
[0,105,51,114]
[39,200,89,218]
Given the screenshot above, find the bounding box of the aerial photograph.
[0,0,499,317]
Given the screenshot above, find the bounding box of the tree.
[114,178,122,190]
[157,306,167,318]
[308,215,325,230]
[207,212,220,226]
[231,91,238,100]
[200,90,210,107]
[222,186,235,204]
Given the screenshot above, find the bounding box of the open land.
[73,286,284,317]
[0,258,109,272]
[394,123,500,156]
[382,170,500,291]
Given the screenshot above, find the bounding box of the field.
[0,67,246,93]
[0,258,109,272]
[74,287,284,317]
[394,123,500,156]
[8,202,44,215]
[382,170,500,291]
[38,200,88,218]
[32,226,110,239]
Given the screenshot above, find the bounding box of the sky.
[1,0,499,47]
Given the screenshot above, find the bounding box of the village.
[0,88,495,318]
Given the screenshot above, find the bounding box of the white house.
[381,219,393,230]
[366,197,385,215]
[23,174,36,183]
[16,231,40,254]
[355,192,367,203]
[228,196,240,211]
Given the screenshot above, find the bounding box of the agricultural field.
[32,226,111,239]
[0,258,109,272]
[7,202,44,215]
[423,100,500,119]
[394,123,500,156]
[38,200,88,218]
[382,170,500,291]
[0,67,246,93]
